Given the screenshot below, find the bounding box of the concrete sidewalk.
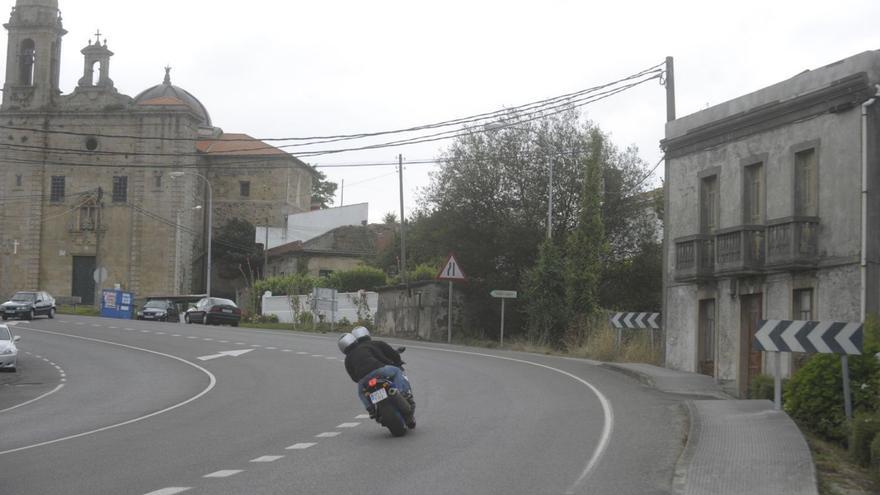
[603,363,818,495]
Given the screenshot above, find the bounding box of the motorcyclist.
[338,327,415,429]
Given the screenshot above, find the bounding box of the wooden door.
[739,294,763,396]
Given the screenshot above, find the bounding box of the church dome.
[134,68,212,126]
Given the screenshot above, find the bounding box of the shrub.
[749,374,776,400]
[784,314,880,443]
[254,274,321,296]
[326,266,387,292]
[851,412,880,467]
[409,263,438,282]
[871,433,880,471]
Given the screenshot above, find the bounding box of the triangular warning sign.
[437,253,466,281]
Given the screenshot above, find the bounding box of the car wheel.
[203,315,210,325]
[231,322,239,327]
[48,307,55,319]
[1,315,6,321]
[27,309,34,320]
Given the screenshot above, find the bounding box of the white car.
[0,324,20,372]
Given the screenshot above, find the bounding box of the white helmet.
[352,326,371,342]
[338,333,357,354]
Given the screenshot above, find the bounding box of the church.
[0,0,313,304]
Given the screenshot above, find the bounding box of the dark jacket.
[344,340,403,383]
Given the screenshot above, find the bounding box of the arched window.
[88,60,100,86]
[19,39,35,86]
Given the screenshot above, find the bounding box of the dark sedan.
[137,299,180,322]
[1,291,55,320]
[185,297,241,326]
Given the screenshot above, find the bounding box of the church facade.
[0,0,313,304]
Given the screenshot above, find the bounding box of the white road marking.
[172,334,181,337]
[218,340,229,343]
[108,326,118,329]
[337,423,360,428]
[92,324,101,327]
[203,470,243,478]
[311,354,323,358]
[0,384,65,414]
[187,336,198,339]
[0,327,217,457]
[355,414,371,419]
[286,442,317,450]
[124,328,135,331]
[296,352,309,355]
[325,357,337,360]
[140,330,150,333]
[155,332,166,335]
[265,346,277,350]
[282,349,292,352]
[235,342,246,345]
[250,344,262,348]
[203,338,213,341]
[144,488,191,495]
[250,455,284,463]
[197,349,254,361]
[315,432,340,438]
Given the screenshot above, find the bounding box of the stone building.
[266,224,395,278]
[663,50,880,397]
[0,0,312,304]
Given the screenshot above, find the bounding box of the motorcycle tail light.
[368,378,378,388]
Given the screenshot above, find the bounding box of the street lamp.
[175,205,202,295]
[170,171,213,296]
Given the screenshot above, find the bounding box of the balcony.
[715,225,765,275]
[765,217,819,269]
[674,234,715,282]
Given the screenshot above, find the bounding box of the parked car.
[0,324,20,372]
[1,291,55,320]
[185,297,241,326]
[137,299,180,322]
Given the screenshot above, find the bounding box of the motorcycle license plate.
[369,388,388,404]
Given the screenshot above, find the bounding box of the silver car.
[0,324,20,372]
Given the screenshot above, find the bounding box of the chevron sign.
[754,320,863,355]
[610,312,661,329]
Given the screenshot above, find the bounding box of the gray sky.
[5,0,880,222]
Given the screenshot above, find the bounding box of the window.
[793,289,813,320]
[78,205,97,231]
[50,176,65,202]
[744,163,764,224]
[239,181,250,197]
[795,148,818,216]
[19,39,35,86]
[15,174,22,187]
[700,175,719,233]
[319,269,334,278]
[154,174,162,189]
[112,176,127,203]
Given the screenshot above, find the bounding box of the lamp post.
[175,205,202,295]
[170,171,213,296]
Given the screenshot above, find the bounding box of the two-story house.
[663,50,880,397]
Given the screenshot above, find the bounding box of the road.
[0,315,688,495]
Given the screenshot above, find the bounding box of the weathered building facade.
[0,0,312,304]
[664,51,880,397]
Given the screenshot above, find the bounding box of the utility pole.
[94,187,104,307]
[340,179,344,206]
[398,154,407,285]
[662,56,676,366]
[547,157,554,239]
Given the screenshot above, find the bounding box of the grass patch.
[804,431,880,495]
[56,305,100,317]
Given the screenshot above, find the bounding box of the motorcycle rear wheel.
[377,402,407,437]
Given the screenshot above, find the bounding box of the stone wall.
[375,281,466,341]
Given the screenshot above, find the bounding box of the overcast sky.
[4,0,880,223]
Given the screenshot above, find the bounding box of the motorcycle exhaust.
[388,387,413,416]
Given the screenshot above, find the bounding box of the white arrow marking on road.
[755,320,779,351]
[808,321,833,353]
[781,321,806,353]
[837,323,862,355]
[197,349,254,361]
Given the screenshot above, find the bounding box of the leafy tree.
[523,238,568,346]
[213,218,262,279]
[383,212,398,224]
[310,166,338,209]
[326,266,387,292]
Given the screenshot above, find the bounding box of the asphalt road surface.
[0,315,688,495]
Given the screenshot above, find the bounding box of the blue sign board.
[101,289,134,319]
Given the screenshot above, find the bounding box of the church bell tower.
[2,0,66,110]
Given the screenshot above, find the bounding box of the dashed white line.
[144,488,191,495]
[124,328,135,331]
[218,340,229,343]
[203,338,213,341]
[250,455,284,463]
[187,336,198,339]
[172,334,181,337]
[250,344,262,348]
[355,414,371,419]
[203,470,243,478]
[282,349,292,352]
[108,326,118,329]
[286,442,317,450]
[311,354,324,358]
[140,330,150,333]
[265,346,277,350]
[296,352,309,355]
[315,432,340,438]
[155,332,166,335]
[337,422,360,428]
[235,342,246,345]
[91,324,101,327]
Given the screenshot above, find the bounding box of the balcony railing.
[715,225,765,275]
[674,234,715,282]
[765,217,819,268]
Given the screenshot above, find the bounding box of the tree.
[565,129,606,321]
[310,166,338,209]
[383,212,398,224]
[523,238,567,346]
[214,218,262,278]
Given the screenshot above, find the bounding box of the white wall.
[255,203,369,249]
[262,290,378,324]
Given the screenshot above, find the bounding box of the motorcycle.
[362,347,414,437]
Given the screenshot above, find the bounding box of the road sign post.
[490,290,517,346]
[755,319,863,416]
[437,253,466,344]
[609,312,662,351]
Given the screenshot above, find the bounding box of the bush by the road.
[851,412,880,467]
[326,266,387,293]
[785,315,880,444]
[871,434,880,471]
